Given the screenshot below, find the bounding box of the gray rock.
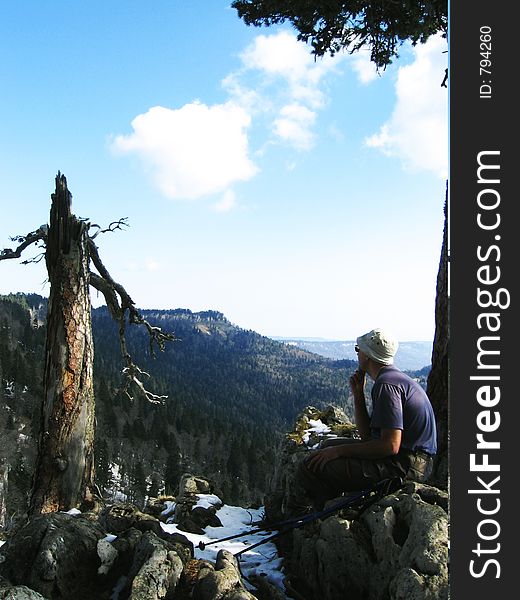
[126,532,184,600]
[0,506,194,600]
[144,496,176,520]
[0,585,48,600]
[98,502,193,562]
[99,502,163,536]
[173,474,223,536]
[193,550,257,600]
[97,537,119,575]
[389,568,431,600]
[178,474,213,496]
[191,506,223,529]
[0,513,106,600]
[284,490,448,600]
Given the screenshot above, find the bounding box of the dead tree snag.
[1,173,174,514]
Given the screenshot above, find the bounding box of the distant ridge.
[272,338,432,371]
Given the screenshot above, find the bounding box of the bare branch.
[21,252,46,265]
[88,218,129,240]
[88,238,175,353]
[122,364,168,405]
[88,237,176,403]
[0,226,47,262]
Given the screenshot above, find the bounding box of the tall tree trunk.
[426,185,448,488]
[29,174,95,514]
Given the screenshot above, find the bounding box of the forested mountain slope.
[0,294,356,514]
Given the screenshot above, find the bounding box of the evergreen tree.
[232,0,447,67]
[129,460,147,506]
[164,438,182,495]
[94,439,111,493]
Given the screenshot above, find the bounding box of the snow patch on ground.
[161,499,286,593]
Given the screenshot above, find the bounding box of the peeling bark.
[29,174,95,514]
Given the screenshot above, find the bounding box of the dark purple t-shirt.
[370,366,437,455]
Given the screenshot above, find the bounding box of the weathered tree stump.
[30,173,95,514]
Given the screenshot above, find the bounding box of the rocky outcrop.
[0,512,107,599]
[0,411,449,600]
[0,507,194,600]
[265,405,357,523]
[286,483,448,600]
[0,475,259,600]
[266,406,449,600]
[0,577,48,600]
[123,532,185,600]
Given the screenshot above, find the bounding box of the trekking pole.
[233,477,404,557]
[197,477,403,554]
[197,527,276,550]
[197,511,318,550]
[232,489,372,559]
[234,528,291,557]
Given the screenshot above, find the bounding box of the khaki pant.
[297,438,433,509]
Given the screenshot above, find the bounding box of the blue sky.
[0,1,447,341]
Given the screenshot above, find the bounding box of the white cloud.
[240,31,315,82]
[365,34,448,178]
[213,189,237,213]
[112,31,345,201]
[273,104,316,150]
[233,31,346,147]
[112,102,258,200]
[350,50,379,84]
[145,258,161,272]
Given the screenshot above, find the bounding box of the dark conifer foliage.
[0,294,356,513]
[232,0,447,67]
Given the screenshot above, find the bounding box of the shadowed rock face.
[0,509,195,600]
[172,474,223,535]
[0,581,48,599]
[0,513,107,600]
[193,550,258,600]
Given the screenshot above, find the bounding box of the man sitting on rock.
[297,328,437,510]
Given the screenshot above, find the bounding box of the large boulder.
[0,576,48,600]
[172,474,223,535]
[122,531,185,600]
[193,550,257,600]
[0,512,107,600]
[0,506,194,600]
[286,485,448,600]
[99,502,164,536]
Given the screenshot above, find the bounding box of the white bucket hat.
[356,328,398,365]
